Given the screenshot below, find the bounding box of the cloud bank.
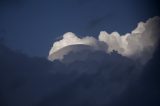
[0,26,160,105]
[48,17,160,63]
[0,42,143,105]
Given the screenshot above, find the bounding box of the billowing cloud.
[0,28,160,105]
[49,32,101,55]
[48,32,107,61]
[48,17,160,63]
[99,16,160,63]
[0,41,143,105]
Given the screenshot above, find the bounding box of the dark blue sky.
[0,0,159,57]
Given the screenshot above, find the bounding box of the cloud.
[0,42,141,105]
[48,32,107,61]
[0,16,160,105]
[49,16,160,63]
[0,33,160,105]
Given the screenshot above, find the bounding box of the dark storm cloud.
[39,50,143,105]
[109,42,160,106]
[2,41,159,106]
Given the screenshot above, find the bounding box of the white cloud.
[48,16,160,63]
[49,32,97,55]
[48,32,106,61]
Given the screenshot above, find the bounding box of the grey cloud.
[0,42,144,106]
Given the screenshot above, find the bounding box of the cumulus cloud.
[48,17,160,63]
[0,29,160,105]
[49,32,105,55]
[99,16,160,63]
[0,41,142,105]
[48,32,107,61]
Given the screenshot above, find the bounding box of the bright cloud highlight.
[48,17,160,63]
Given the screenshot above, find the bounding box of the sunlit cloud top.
[48,16,160,64]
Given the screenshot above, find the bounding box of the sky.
[0,0,159,57]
